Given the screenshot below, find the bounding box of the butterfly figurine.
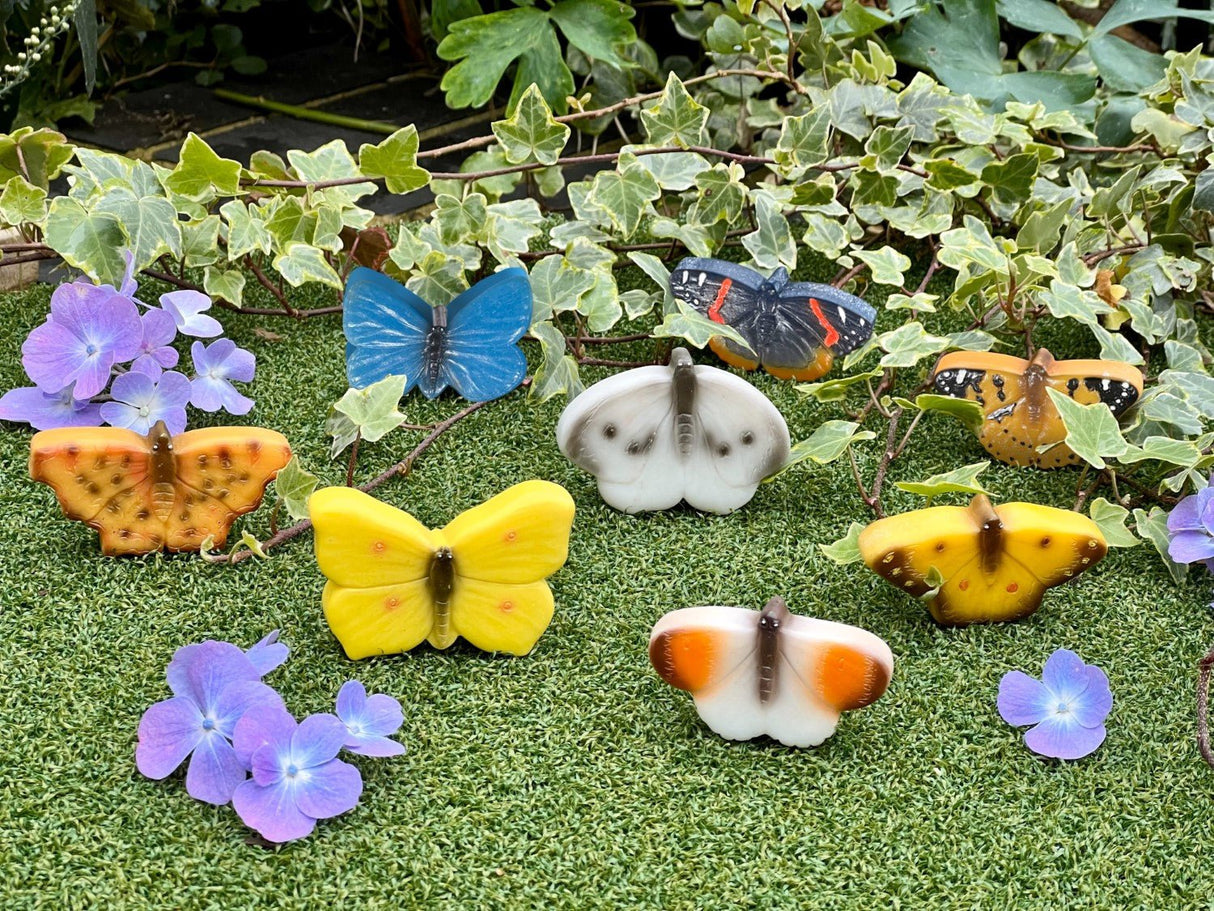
[343,265,532,403]
[555,347,790,514]
[29,420,292,556]
[649,596,893,748]
[669,257,876,381]
[930,348,1144,468]
[858,494,1108,626]
[310,480,575,659]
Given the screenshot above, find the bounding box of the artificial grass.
[0,272,1212,910]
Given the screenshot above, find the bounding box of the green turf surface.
[1,273,1212,910]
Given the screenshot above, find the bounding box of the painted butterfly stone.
[29,421,291,555]
[649,596,893,748]
[858,494,1108,626]
[669,257,876,381]
[555,347,790,514]
[930,348,1143,468]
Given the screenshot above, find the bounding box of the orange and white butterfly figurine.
[930,348,1143,468]
[649,597,893,748]
[858,495,1107,626]
[29,420,291,555]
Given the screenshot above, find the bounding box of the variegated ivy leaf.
[854,245,910,285]
[1133,506,1187,583]
[358,125,431,193]
[1119,436,1203,468]
[772,421,877,478]
[773,108,832,178]
[93,186,182,271]
[529,320,583,402]
[1045,388,1129,470]
[406,251,467,306]
[180,215,222,268]
[742,191,796,271]
[529,254,595,321]
[1039,281,1105,327]
[586,154,660,239]
[163,133,242,203]
[274,242,342,290]
[326,374,408,458]
[1088,497,1138,549]
[0,176,46,226]
[885,291,938,311]
[796,367,882,403]
[819,522,864,565]
[44,197,128,286]
[492,84,571,166]
[483,198,543,266]
[626,252,676,313]
[628,149,710,191]
[651,217,720,259]
[938,215,1013,277]
[653,300,752,353]
[271,456,320,522]
[690,163,748,227]
[640,72,709,149]
[895,461,990,499]
[220,199,273,260]
[899,393,985,433]
[876,323,950,368]
[434,192,488,245]
[203,266,246,307]
[287,139,377,208]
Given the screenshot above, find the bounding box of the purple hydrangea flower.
[21,281,143,399]
[246,630,289,676]
[119,250,140,299]
[335,682,406,757]
[190,339,255,415]
[0,384,104,429]
[100,370,191,436]
[1167,479,1214,572]
[136,641,284,805]
[130,309,180,380]
[160,290,222,338]
[231,705,362,843]
[997,649,1112,760]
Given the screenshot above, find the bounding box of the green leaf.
[938,215,1011,276]
[1093,0,1214,36]
[273,243,342,290]
[203,266,246,307]
[819,522,865,565]
[877,322,951,368]
[75,0,99,93]
[93,188,182,272]
[232,530,270,560]
[1120,436,1203,469]
[434,192,488,245]
[530,320,583,402]
[1045,388,1128,470]
[549,0,637,69]
[895,461,991,499]
[855,246,910,285]
[586,154,659,239]
[626,252,675,312]
[437,7,552,109]
[180,216,222,268]
[164,133,242,203]
[529,254,597,321]
[271,456,320,523]
[358,126,431,193]
[44,197,128,286]
[1133,506,1188,584]
[979,152,1038,206]
[629,149,710,192]
[924,158,979,191]
[773,106,833,178]
[776,420,876,476]
[326,374,409,457]
[508,21,575,116]
[406,251,468,306]
[220,200,273,260]
[483,199,543,266]
[1090,34,1166,94]
[996,0,1082,39]
[0,176,47,226]
[0,128,74,190]
[1088,497,1139,549]
[742,192,796,271]
[796,367,882,403]
[908,394,985,432]
[1039,282,1105,327]
[492,85,571,166]
[654,300,753,353]
[287,140,377,206]
[863,125,914,171]
[640,72,708,149]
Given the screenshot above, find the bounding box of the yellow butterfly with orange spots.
[310,480,575,659]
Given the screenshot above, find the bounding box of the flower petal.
[162,290,222,337]
[997,671,1053,726]
[166,641,258,708]
[357,693,405,736]
[136,696,204,780]
[1071,665,1113,728]
[1023,715,1107,760]
[233,703,297,770]
[21,320,88,393]
[1040,649,1092,703]
[335,681,366,721]
[291,713,349,770]
[232,778,317,843]
[0,386,103,430]
[185,733,247,805]
[344,735,406,758]
[251,742,286,787]
[212,679,284,739]
[292,758,362,821]
[1168,531,1214,565]
[246,630,289,676]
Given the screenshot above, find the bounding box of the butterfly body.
[931,348,1143,468]
[29,421,291,555]
[310,480,575,658]
[858,495,1107,625]
[343,266,531,403]
[669,257,876,381]
[649,596,893,748]
[555,347,790,514]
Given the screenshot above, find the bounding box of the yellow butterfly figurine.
[310,480,576,659]
[858,494,1107,625]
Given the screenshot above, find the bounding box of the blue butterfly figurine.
[343,266,532,403]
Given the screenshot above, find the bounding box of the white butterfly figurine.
[555,347,790,514]
[649,597,894,748]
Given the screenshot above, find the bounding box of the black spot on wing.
[933,368,986,399]
[1083,377,1140,414]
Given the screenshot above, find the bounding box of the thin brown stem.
[245,255,297,317]
[345,432,361,487]
[1198,646,1214,769]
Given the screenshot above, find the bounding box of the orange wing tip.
[814,643,892,712]
[649,626,729,693]
[765,347,834,382]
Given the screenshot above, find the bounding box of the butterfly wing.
[768,281,877,380]
[310,486,440,659]
[440,480,575,655]
[994,503,1108,589]
[670,257,763,370]
[343,266,431,394]
[29,427,164,554]
[931,352,1042,466]
[439,268,531,403]
[166,427,292,551]
[649,607,893,747]
[555,366,683,512]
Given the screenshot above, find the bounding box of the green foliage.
[271,456,320,523]
[895,461,992,499]
[326,375,408,457]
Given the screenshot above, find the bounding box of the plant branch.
[1198,645,1214,770]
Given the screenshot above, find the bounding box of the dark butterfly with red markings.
[669,257,877,381]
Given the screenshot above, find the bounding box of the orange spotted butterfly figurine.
[649,596,893,747]
[29,421,291,555]
[858,495,1107,626]
[930,348,1143,468]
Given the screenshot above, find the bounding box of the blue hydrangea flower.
[231,705,362,843]
[160,289,222,338]
[189,339,255,414]
[997,649,1112,760]
[100,370,191,435]
[136,640,284,805]
[335,681,406,757]
[0,384,104,430]
[1167,479,1214,572]
[130,308,180,380]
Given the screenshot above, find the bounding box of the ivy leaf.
[774,420,877,477]
[1045,388,1129,470]
[287,140,377,207]
[855,246,911,285]
[629,149,710,191]
[626,252,676,312]
[979,152,1038,206]
[0,127,75,189]
[877,323,951,368]
[530,320,583,401]
[640,72,708,149]
[529,254,597,321]
[164,133,242,203]
[895,461,991,499]
[586,154,659,239]
[885,292,939,312]
[180,216,222,268]
[742,191,796,270]
[493,85,571,166]
[548,0,637,69]
[0,176,47,226]
[484,198,543,265]
[437,7,552,109]
[796,367,883,403]
[203,266,246,307]
[904,393,985,432]
[44,197,128,286]
[1088,497,1139,549]
[273,242,342,289]
[819,522,865,565]
[406,251,468,305]
[1119,435,1203,468]
[773,106,832,178]
[220,200,273,260]
[326,375,408,458]
[654,300,753,353]
[1133,506,1188,583]
[434,192,488,245]
[271,456,320,522]
[358,126,431,193]
[93,187,182,272]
